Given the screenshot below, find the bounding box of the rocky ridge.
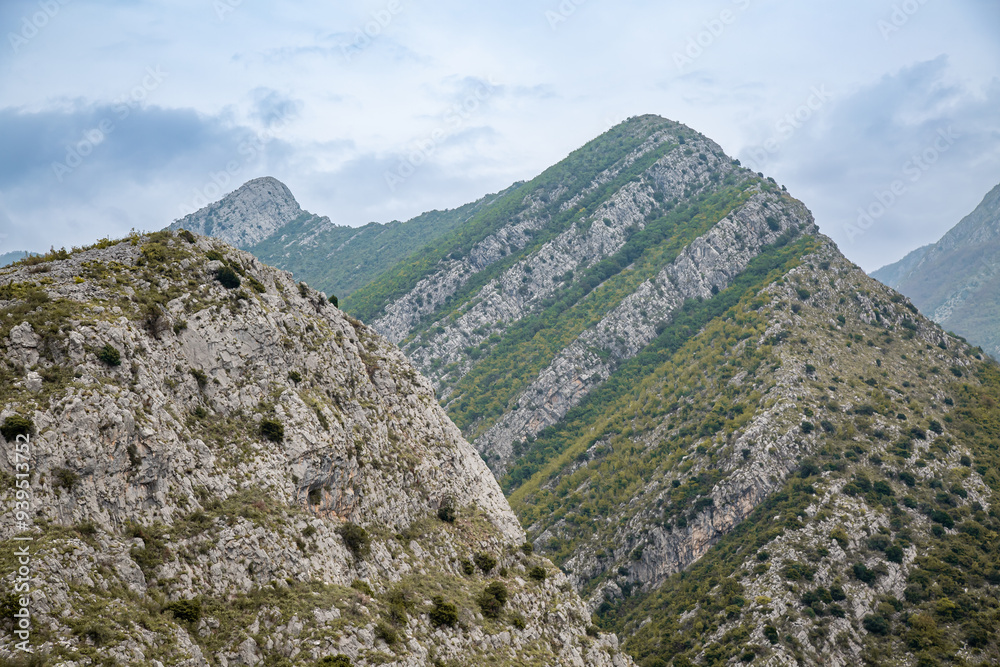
[872,181,1000,359]
[0,232,632,666]
[169,177,308,249]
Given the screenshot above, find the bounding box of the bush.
[329,294,339,308]
[374,621,398,644]
[478,581,509,618]
[853,563,877,585]
[164,599,201,623]
[800,421,814,434]
[54,467,79,490]
[178,229,197,243]
[885,545,904,564]
[260,418,284,443]
[520,542,534,555]
[528,565,547,582]
[339,523,370,557]
[429,596,458,627]
[97,343,121,366]
[862,614,890,635]
[437,505,456,523]
[461,559,475,575]
[1,415,34,441]
[763,624,778,644]
[473,552,497,574]
[215,266,241,289]
[317,656,352,667]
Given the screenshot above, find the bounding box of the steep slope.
[343,115,1000,665]
[0,232,631,666]
[508,237,1000,666]
[869,244,930,289]
[249,187,514,300]
[168,176,306,248]
[871,182,1000,359]
[345,115,812,479]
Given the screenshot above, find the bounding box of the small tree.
[477,581,509,618]
[215,266,241,289]
[1,415,34,441]
[97,344,121,366]
[260,418,284,443]
[429,596,458,627]
[339,523,370,557]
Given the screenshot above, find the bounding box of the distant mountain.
[344,115,1000,665]
[0,250,31,267]
[872,182,1000,358]
[167,176,510,301]
[249,187,513,300]
[168,176,305,248]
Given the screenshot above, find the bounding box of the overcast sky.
[1,0,998,271]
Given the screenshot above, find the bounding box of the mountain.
[343,115,1000,665]
[0,232,631,666]
[0,251,32,267]
[167,176,511,302]
[248,187,514,301]
[872,182,1000,359]
[168,176,306,249]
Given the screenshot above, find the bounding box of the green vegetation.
[477,581,509,619]
[345,116,687,323]
[339,523,370,558]
[215,265,241,289]
[259,418,284,443]
[0,415,34,441]
[97,343,121,366]
[429,596,459,627]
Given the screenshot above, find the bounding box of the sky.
[0,0,998,272]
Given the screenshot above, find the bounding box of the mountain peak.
[169,176,305,248]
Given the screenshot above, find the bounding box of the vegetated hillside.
[511,238,1000,666]
[343,115,1000,665]
[249,187,514,301]
[168,176,306,249]
[872,182,1000,359]
[0,233,632,666]
[345,115,811,480]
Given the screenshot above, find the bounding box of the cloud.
[737,57,1000,271]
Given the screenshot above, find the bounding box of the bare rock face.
[169,176,305,249]
[0,232,632,666]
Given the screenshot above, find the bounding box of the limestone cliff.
[0,233,632,666]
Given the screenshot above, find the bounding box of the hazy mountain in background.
[0,250,32,267]
[872,182,1000,359]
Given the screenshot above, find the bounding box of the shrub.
[260,418,284,443]
[178,229,197,243]
[796,288,811,300]
[461,559,475,575]
[215,266,241,289]
[853,563,877,585]
[164,599,201,623]
[885,545,904,563]
[54,467,79,490]
[829,528,849,549]
[437,506,456,523]
[478,581,509,618]
[429,596,458,627]
[351,579,373,596]
[374,621,398,644]
[528,565,547,582]
[520,542,533,555]
[862,614,890,635]
[329,294,339,308]
[929,510,954,529]
[1,415,34,441]
[288,370,302,383]
[800,421,814,434]
[190,368,208,390]
[473,552,497,574]
[97,343,121,366]
[339,523,370,557]
[763,624,779,644]
[317,656,352,667]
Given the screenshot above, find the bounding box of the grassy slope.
[250,192,508,300]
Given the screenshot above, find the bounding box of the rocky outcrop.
[169,176,306,248]
[0,231,631,666]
